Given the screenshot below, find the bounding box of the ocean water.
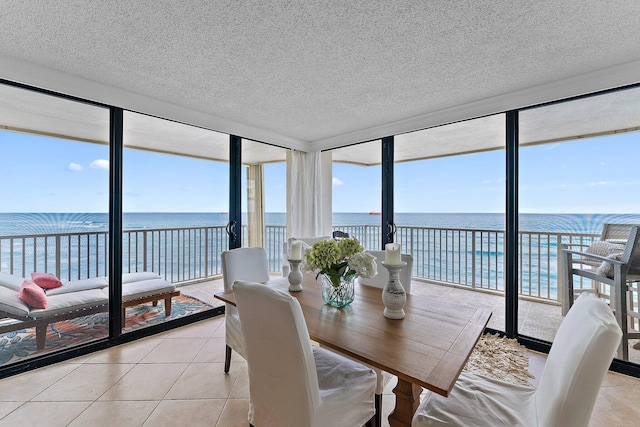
[2,212,639,236]
[2,212,639,300]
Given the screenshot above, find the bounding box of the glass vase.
[321,273,355,308]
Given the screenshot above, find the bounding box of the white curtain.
[247,164,264,248]
[287,150,331,238]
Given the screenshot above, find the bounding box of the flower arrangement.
[303,237,377,287]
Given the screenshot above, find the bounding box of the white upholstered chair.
[234,281,376,427]
[220,247,270,373]
[357,250,413,426]
[412,293,622,427]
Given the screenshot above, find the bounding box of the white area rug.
[463,333,535,386]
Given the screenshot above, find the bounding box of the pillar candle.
[385,243,401,264]
[290,241,303,260]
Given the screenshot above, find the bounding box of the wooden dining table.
[215,274,492,427]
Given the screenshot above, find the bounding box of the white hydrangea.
[348,252,378,279]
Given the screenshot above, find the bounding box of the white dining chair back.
[359,250,413,293]
[220,247,270,373]
[221,247,271,293]
[412,292,622,427]
[535,292,622,426]
[234,281,376,427]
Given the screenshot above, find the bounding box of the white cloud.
[332,177,344,186]
[67,162,83,172]
[90,159,109,170]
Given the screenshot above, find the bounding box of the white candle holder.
[287,259,303,292]
[381,261,407,319]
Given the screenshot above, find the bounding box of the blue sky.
[1,129,639,213]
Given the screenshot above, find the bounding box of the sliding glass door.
[394,115,506,333]
[120,111,229,331]
[519,86,640,363]
[329,140,382,250]
[0,83,110,365]
[240,138,287,273]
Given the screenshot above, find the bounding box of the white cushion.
[47,276,108,295]
[413,293,621,427]
[0,271,27,292]
[28,289,108,318]
[595,253,622,278]
[0,285,31,317]
[120,278,176,301]
[412,372,536,427]
[121,271,162,284]
[313,346,378,426]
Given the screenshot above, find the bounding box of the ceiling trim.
[0,54,311,152]
[311,59,640,151]
[3,54,640,156]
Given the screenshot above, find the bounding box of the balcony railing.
[0,225,599,304]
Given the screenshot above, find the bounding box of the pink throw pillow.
[18,280,48,309]
[31,272,63,290]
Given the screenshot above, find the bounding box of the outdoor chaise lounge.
[0,271,180,350]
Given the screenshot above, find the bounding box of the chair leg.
[374,393,382,427]
[224,345,232,373]
[35,322,47,350]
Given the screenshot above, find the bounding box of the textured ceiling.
[1,1,640,150]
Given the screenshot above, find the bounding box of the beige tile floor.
[0,314,639,426]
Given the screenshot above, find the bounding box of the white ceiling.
[1,1,640,153]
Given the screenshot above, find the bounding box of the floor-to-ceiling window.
[121,112,229,331]
[240,138,287,272]
[519,86,640,363]
[0,83,110,366]
[329,140,382,250]
[394,115,507,332]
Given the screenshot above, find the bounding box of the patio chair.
[412,293,622,427]
[234,280,376,427]
[357,250,413,426]
[332,230,349,239]
[563,224,638,298]
[220,247,270,373]
[562,224,640,360]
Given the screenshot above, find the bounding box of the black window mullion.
[229,135,242,249]
[108,107,124,337]
[381,136,394,249]
[505,110,519,338]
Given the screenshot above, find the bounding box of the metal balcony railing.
[0,225,600,304]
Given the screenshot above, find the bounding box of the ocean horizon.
[1,212,640,236]
[3,211,638,299]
